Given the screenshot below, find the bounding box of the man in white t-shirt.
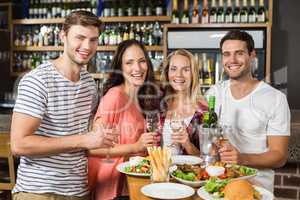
[206,30,290,192]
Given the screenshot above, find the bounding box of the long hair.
[160,49,200,109]
[103,39,161,114]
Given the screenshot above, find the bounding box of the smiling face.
[221,39,254,80]
[62,25,99,65]
[168,54,192,94]
[122,45,148,89]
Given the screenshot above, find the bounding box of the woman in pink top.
[88,40,161,200]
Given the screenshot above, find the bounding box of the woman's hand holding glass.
[145,113,161,146]
[136,132,159,152]
[170,124,190,148]
[169,112,185,147]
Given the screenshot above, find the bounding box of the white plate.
[141,182,195,199]
[171,155,203,165]
[197,185,274,200]
[116,161,150,177]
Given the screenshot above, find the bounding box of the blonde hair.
[161,49,201,106]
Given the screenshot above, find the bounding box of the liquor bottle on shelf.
[122,24,129,41]
[135,23,142,42]
[110,0,117,17]
[240,0,248,23]
[207,57,215,85]
[153,21,162,45]
[181,0,190,24]
[217,0,225,23]
[29,0,34,18]
[202,53,209,85]
[192,0,199,24]
[129,23,135,40]
[233,0,241,23]
[201,0,209,24]
[145,1,153,16]
[155,0,164,16]
[102,0,111,17]
[257,0,266,22]
[117,0,125,17]
[209,0,217,23]
[91,0,98,16]
[248,0,256,23]
[225,0,233,23]
[171,0,179,24]
[127,0,136,16]
[137,0,144,16]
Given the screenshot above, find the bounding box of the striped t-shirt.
[12,62,98,197]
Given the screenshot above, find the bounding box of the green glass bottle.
[208,96,218,128]
[202,112,210,128]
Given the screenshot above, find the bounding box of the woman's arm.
[88,131,158,157]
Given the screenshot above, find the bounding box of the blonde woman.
[160,49,207,156]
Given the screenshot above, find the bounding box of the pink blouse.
[88,86,145,200]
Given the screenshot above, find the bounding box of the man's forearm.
[11,134,88,157]
[240,150,288,169]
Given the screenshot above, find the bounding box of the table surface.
[127,175,203,200]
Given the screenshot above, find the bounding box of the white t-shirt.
[162,116,193,155]
[206,80,290,192]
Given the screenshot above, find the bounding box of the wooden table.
[127,175,203,200]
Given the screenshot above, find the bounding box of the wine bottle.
[156,0,164,16]
[181,0,190,24]
[171,0,179,24]
[201,0,209,24]
[240,0,248,23]
[248,0,256,23]
[192,0,199,24]
[233,0,241,23]
[225,0,233,23]
[209,0,217,23]
[217,0,225,23]
[208,96,218,128]
[257,0,266,22]
[202,112,210,128]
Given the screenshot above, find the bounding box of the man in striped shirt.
[10,11,116,200]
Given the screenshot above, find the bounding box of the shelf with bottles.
[12,45,164,52]
[164,22,270,29]
[13,16,171,25]
[24,0,167,19]
[170,0,272,25]
[12,20,165,52]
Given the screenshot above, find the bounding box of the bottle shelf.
[165,23,270,29]
[12,16,171,25]
[13,45,163,52]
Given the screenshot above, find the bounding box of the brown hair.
[62,10,102,34]
[220,30,255,55]
[103,39,161,114]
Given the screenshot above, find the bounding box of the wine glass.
[145,112,161,146]
[102,124,120,163]
[169,112,185,147]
